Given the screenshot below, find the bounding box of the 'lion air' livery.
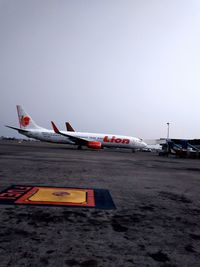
[6,105,147,151]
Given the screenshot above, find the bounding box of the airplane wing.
[51,121,102,149]
[66,122,75,132]
[52,122,89,145]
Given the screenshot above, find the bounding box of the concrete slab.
[0,140,200,266]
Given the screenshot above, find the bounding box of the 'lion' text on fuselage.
[103,136,130,144]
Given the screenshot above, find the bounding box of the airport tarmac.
[0,140,200,267]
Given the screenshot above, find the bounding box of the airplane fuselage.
[22,129,146,149]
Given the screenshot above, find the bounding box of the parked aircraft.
[6,105,147,151]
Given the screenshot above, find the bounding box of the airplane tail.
[17,105,42,130]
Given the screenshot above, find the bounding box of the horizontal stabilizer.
[5,125,28,133]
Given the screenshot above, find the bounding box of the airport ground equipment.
[160,139,200,158]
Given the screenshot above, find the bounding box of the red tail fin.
[66,122,75,132]
[51,121,59,133]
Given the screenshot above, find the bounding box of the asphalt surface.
[0,140,200,267]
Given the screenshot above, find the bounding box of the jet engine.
[87,141,102,149]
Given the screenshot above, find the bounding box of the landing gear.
[77,145,82,150]
[132,149,136,153]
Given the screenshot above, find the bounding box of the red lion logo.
[20,116,30,127]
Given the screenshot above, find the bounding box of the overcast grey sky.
[1,0,200,139]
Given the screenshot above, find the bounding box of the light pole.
[167,122,170,139]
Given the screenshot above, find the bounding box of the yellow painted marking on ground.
[28,188,87,203]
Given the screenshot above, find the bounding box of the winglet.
[51,121,59,133]
[66,122,75,132]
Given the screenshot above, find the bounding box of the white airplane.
[6,105,147,151]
